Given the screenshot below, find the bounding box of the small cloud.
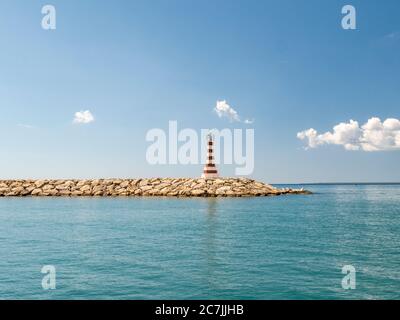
[244,119,255,124]
[297,117,400,151]
[385,32,400,40]
[73,110,94,124]
[214,100,254,124]
[17,123,36,129]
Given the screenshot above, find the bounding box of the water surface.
[0,184,399,299]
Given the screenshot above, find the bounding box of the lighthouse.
[202,133,219,179]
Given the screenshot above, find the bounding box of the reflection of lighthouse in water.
[202,133,219,179]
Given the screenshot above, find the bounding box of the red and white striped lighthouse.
[202,133,219,179]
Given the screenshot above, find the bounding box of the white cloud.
[244,119,255,124]
[214,100,254,124]
[17,123,36,129]
[297,117,400,152]
[215,100,240,122]
[385,31,400,40]
[73,110,94,124]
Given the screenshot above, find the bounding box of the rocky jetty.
[0,178,311,197]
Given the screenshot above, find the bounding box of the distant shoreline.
[274,182,400,186]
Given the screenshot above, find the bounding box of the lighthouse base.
[201,173,219,179]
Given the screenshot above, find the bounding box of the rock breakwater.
[0,178,311,197]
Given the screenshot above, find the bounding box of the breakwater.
[0,178,310,197]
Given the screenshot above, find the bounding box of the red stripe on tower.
[201,133,219,179]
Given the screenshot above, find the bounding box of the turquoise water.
[0,184,399,300]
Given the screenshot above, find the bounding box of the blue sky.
[0,0,399,183]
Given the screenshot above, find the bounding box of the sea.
[0,184,399,300]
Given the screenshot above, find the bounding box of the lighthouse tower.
[202,133,219,179]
